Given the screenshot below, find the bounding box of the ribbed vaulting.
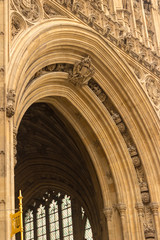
[15,102,104,239]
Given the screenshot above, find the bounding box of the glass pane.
[25,209,34,240]
[49,199,60,239]
[62,195,73,239]
[37,205,47,239]
[84,218,93,240]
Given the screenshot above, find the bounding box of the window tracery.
[23,191,93,240]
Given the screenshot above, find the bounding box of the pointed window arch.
[23,191,93,240]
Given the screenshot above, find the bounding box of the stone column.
[150,202,160,240]
[103,207,113,240]
[139,0,150,47]
[0,0,5,236]
[135,202,145,240]
[117,203,128,240]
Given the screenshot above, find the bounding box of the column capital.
[135,202,144,216]
[103,207,113,221]
[150,202,159,215]
[117,203,127,217]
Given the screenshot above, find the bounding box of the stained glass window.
[23,191,93,240]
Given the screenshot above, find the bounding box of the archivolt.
[8,18,160,240]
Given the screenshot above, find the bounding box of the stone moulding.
[88,78,156,239]
[25,59,157,238]
[10,0,160,77]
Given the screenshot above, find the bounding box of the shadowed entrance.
[15,102,106,240]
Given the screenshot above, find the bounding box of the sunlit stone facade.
[0,0,160,239]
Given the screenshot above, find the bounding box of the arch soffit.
[13,72,151,206]
[15,74,137,206]
[8,19,160,202]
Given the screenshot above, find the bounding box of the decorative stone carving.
[13,0,41,22]
[30,63,73,82]
[150,202,159,216]
[117,203,127,217]
[43,3,59,17]
[140,181,149,193]
[11,13,26,40]
[52,0,160,78]
[91,0,102,11]
[6,90,16,118]
[144,223,155,239]
[129,64,142,79]
[13,127,17,165]
[146,77,160,106]
[68,57,95,86]
[11,17,21,39]
[110,110,122,124]
[132,155,141,167]
[142,192,150,204]
[135,202,144,217]
[88,79,107,102]
[127,143,138,156]
[103,207,113,221]
[72,1,82,14]
[117,122,126,133]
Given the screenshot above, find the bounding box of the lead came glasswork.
[37,205,46,240]
[49,199,60,239]
[23,191,93,240]
[25,209,34,240]
[62,195,73,239]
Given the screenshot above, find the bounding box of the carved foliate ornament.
[68,57,95,86]
[144,223,155,239]
[132,156,141,167]
[146,77,160,106]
